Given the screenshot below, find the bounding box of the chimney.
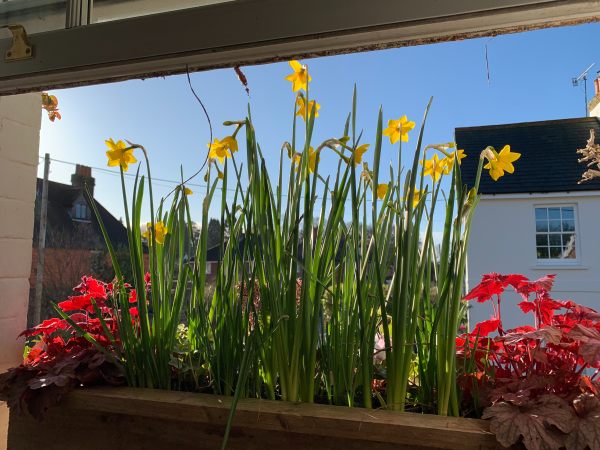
[71,164,95,197]
[589,71,600,118]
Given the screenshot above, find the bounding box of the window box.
[5,387,504,450]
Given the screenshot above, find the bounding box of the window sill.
[530,263,587,270]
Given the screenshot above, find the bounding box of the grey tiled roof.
[455,117,600,195]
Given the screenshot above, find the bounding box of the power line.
[39,155,449,206]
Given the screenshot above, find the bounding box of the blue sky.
[39,22,600,232]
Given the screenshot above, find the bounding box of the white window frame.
[533,203,581,266]
[1,0,600,95]
[72,201,90,222]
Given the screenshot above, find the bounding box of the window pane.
[537,247,549,259]
[549,234,562,246]
[549,247,562,258]
[548,208,561,220]
[562,207,574,220]
[535,208,548,221]
[536,221,548,232]
[562,233,575,247]
[549,220,562,232]
[563,246,576,259]
[536,235,548,246]
[563,219,575,232]
[0,0,68,35]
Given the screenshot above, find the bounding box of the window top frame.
[0,0,599,94]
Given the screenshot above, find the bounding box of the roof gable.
[456,117,600,195]
[34,178,128,249]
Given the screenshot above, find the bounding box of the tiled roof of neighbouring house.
[34,178,129,249]
[456,117,600,195]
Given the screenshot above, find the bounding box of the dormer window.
[73,201,90,221]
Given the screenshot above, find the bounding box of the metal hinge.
[3,25,33,62]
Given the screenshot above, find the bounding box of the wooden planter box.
[7,387,503,450]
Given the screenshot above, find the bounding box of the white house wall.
[467,193,600,330]
[0,93,41,450]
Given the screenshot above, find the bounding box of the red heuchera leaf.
[562,301,600,323]
[502,326,563,345]
[518,296,564,325]
[516,274,556,298]
[471,318,501,337]
[482,395,575,450]
[57,294,94,312]
[568,324,600,368]
[72,275,107,300]
[19,318,67,337]
[464,273,528,303]
[565,393,600,450]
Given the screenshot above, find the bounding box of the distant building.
[29,164,128,321]
[457,110,600,329]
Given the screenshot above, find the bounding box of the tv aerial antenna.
[572,63,596,117]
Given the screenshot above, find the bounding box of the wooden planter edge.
[49,386,500,450]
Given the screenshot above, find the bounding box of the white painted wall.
[590,101,600,118]
[467,192,600,331]
[0,93,41,450]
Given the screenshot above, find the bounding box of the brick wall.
[0,94,41,449]
[28,247,95,325]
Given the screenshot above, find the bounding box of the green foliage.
[84,83,491,450]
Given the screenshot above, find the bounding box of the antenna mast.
[572,63,596,117]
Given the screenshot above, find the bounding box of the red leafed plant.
[457,273,600,450]
[0,276,137,419]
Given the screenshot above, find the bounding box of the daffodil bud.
[480,147,496,162]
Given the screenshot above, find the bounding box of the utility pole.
[33,153,50,325]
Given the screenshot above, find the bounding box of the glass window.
[73,202,89,220]
[534,206,577,260]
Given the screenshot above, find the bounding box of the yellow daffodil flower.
[377,184,388,200]
[296,96,320,120]
[308,147,319,173]
[483,145,521,181]
[207,136,238,164]
[383,116,416,144]
[405,189,422,208]
[292,147,319,173]
[105,138,137,172]
[184,187,193,195]
[442,149,467,174]
[285,60,311,92]
[354,144,370,165]
[143,221,168,245]
[421,154,445,182]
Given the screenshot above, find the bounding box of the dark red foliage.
[0,275,146,419]
[458,273,600,450]
[463,273,528,303]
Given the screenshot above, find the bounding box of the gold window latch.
[3,25,33,62]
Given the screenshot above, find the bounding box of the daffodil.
[377,184,388,200]
[405,189,422,208]
[292,147,319,173]
[105,138,137,172]
[421,154,445,182]
[483,145,521,181]
[295,96,320,120]
[207,136,238,163]
[354,144,370,165]
[285,60,311,92]
[383,116,416,144]
[184,187,193,195]
[442,149,467,174]
[143,221,168,245]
